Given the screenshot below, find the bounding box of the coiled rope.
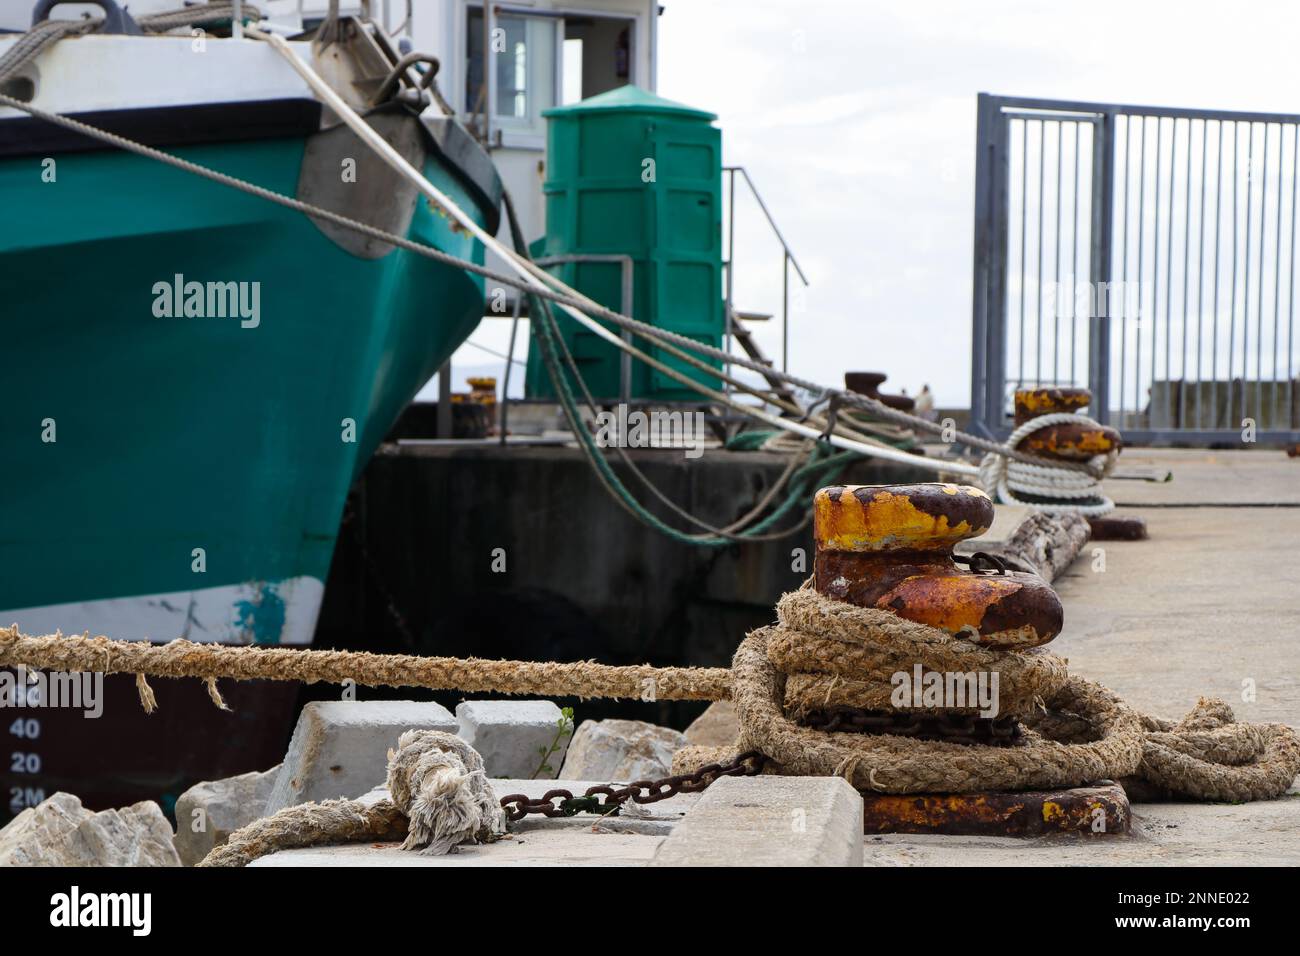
[675,585,1300,802]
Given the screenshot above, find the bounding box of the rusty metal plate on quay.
[861,781,1130,836]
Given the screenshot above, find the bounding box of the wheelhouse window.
[465,7,557,140]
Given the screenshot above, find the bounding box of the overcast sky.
[650,0,1300,407]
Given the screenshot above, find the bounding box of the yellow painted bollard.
[812,483,1063,648]
[1015,388,1147,540]
[1013,387,1121,461]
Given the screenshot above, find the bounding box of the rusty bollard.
[811,481,1131,836]
[844,371,915,411]
[813,483,1062,648]
[1014,388,1147,540]
[1013,387,1122,460]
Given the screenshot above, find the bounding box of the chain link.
[800,707,1022,745]
[498,750,768,822]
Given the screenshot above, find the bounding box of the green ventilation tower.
[525,85,723,401]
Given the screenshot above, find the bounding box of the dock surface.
[869,448,1300,866]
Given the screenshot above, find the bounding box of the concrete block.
[455,700,569,779]
[173,765,279,866]
[264,701,456,814]
[650,775,863,867]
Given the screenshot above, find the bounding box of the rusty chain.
[498,750,768,822]
[800,707,1023,746]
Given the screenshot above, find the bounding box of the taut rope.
[0,626,729,704]
[2,602,1296,804]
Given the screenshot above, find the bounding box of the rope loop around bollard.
[686,587,1300,802]
[979,412,1118,516]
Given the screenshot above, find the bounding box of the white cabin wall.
[404,0,658,247]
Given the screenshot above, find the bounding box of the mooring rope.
[0,37,1095,481]
[0,626,730,703]
[2,608,1296,805]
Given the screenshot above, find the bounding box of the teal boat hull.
[0,132,487,645]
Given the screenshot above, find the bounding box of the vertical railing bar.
[1036,119,1046,387]
[1054,120,1063,384]
[724,166,735,400]
[1180,117,1193,431]
[1071,121,1081,386]
[969,95,991,432]
[1019,117,1028,396]
[1013,117,1024,395]
[1150,116,1163,432]
[992,107,1011,429]
[1119,115,1132,429]
[498,287,523,446]
[1135,115,1147,425]
[1090,111,1115,426]
[1195,118,1208,430]
[1272,126,1284,411]
[1242,121,1257,424]
[1164,117,1177,431]
[1257,123,1270,421]
[1212,121,1225,430]
[1228,121,1239,431]
[1290,123,1298,429]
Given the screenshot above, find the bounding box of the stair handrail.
[723,165,809,390]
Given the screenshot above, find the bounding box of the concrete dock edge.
[649,775,864,867]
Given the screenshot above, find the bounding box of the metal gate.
[971,93,1300,444]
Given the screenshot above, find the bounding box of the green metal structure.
[525,85,724,401]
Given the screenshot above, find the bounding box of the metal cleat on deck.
[812,483,1062,648]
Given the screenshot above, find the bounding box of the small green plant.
[532,706,575,778]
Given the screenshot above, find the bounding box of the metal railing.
[493,253,634,442]
[971,93,1300,444]
[723,166,809,386]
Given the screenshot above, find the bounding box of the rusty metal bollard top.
[812,483,1062,648]
[1013,387,1122,460]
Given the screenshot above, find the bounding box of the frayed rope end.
[205,677,230,711]
[135,672,157,714]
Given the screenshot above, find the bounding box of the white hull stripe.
[0,34,316,121]
[0,577,324,646]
